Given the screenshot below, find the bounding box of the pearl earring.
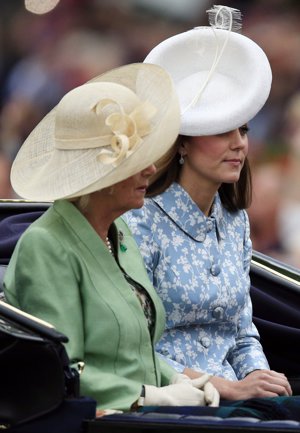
[179,154,185,165]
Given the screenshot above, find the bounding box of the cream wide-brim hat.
[10,63,180,201]
[144,27,272,136]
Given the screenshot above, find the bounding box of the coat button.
[212,306,224,320]
[210,263,221,276]
[200,337,211,348]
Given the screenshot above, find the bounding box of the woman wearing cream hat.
[3,63,220,411]
[124,6,292,400]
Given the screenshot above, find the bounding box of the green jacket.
[4,200,175,410]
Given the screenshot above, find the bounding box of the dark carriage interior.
[250,252,300,394]
[1,200,300,395]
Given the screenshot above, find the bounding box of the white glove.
[202,381,220,407]
[171,373,220,407]
[171,373,196,384]
[140,383,206,406]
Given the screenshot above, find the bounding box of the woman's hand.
[228,369,293,399]
[183,367,292,400]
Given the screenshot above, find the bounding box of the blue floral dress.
[124,182,269,380]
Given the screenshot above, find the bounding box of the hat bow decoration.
[206,5,242,31]
[54,96,157,167]
[94,99,157,167]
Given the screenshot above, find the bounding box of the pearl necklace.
[105,236,114,255]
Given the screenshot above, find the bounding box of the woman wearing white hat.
[124,6,292,400]
[3,63,220,411]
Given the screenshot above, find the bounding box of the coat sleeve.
[158,354,178,385]
[227,210,270,378]
[4,227,85,365]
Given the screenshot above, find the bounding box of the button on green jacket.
[4,200,176,410]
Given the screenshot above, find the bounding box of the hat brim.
[11,63,180,201]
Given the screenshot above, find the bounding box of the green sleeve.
[4,228,84,364]
[157,353,177,385]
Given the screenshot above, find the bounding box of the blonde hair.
[69,194,91,211]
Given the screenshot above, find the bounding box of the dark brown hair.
[147,135,252,212]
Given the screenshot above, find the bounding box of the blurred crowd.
[1,0,300,268]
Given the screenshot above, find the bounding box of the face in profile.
[103,164,157,213]
[181,126,249,187]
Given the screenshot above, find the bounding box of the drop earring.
[179,154,185,165]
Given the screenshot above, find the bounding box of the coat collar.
[152,182,226,242]
[53,199,111,257]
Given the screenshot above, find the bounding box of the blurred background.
[1,0,300,268]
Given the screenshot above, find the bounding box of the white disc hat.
[144,5,272,136]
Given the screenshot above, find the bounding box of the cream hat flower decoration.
[95,100,157,167]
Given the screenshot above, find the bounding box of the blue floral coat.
[124,182,269,380]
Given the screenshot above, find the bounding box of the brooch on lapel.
[118,231,127,252]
